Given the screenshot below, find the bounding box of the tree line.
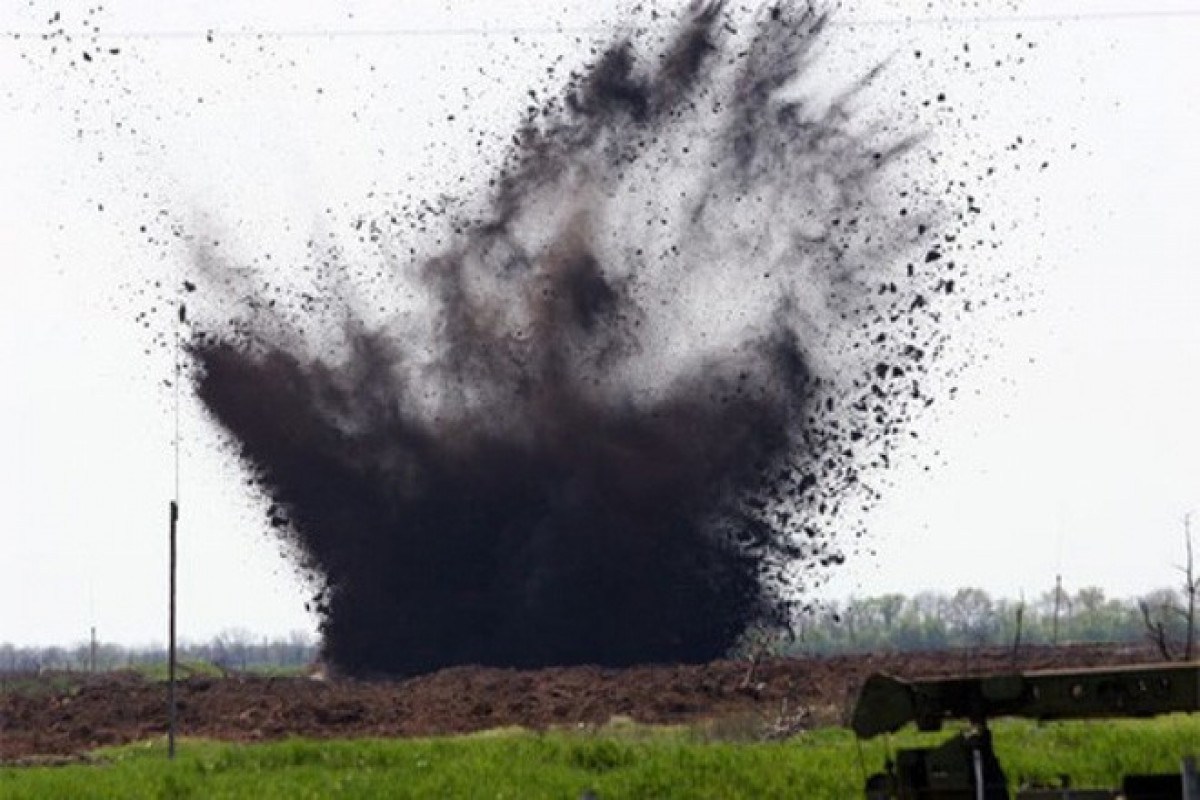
[4,584,1195,673]
[0,629,317,674]
[782,584,1194,656]
[778,517,1199,658]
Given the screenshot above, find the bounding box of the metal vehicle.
[850,662,1200,799]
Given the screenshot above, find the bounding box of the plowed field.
[0,644,1160,761]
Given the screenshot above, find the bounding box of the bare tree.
[1139,513,1197,661]
[1139,593,1176,661]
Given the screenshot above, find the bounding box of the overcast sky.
[1,0,1199,646]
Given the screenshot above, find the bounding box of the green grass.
[133,661,228,682]
[0,672,84,698]
[2,716,1198,799]
[129,661,309,680]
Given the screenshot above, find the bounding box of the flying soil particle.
[186,3,979,676]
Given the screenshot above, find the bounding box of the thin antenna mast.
[1052,497,1067,647]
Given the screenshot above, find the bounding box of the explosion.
[190,3,958,675]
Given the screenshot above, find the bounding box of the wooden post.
[168,500,179,759]
[1052,574,1063,646]
[89,627,97,674]
[1010,600,1024,668]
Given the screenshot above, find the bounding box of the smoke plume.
[190,3,958,675]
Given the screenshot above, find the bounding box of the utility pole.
[168,287,185,760]
[1184,512,1195,661]
[168,500,178,759]
[89,626,97,674]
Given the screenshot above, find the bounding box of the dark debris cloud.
[171,2,984,676]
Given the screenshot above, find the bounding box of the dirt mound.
[0,644,1159,761]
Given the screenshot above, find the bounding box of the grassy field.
[132,661,311,681]
[2,716,1198,799]
[0,662,308,695]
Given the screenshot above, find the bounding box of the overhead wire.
[4,6,1200,41]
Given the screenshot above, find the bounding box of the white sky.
[1,0,1199,645]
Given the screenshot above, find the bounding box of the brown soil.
[0,643,1160,761]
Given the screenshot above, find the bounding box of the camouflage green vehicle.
[851,663,1200,799]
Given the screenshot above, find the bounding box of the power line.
[9,25,604,41]
[4,8,1200,41]
[840,7,1200,28]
